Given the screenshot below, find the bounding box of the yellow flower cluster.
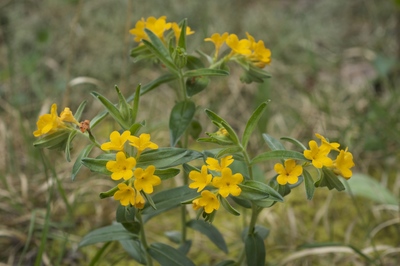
[129,16,194,43]
[304,133,355,179]
[102,130,160,208]
[189,156,243,214]
[205,32,271,68]
[33,103,79,137]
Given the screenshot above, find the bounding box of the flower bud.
[172,46,187,69]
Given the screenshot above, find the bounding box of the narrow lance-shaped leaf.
[91,91,128,129]
[169,101,196,147]
[149,242,195,266]
[134,74,177,96]
[315,167,345,191]
[245,232,266,266]
[143,29,178,74]
[187,219,228,253]
[262,133,286,151]
[183,68,229,78]
[281,136,307,150]
[251,150,306,164]
[65,130,77,162]
[137,147,202,169]
[115,85,131,123]
[79,224,138,248]
[242,102,268,149]
[131,84,141,123]
[303,169,315,200]
[72,144,94,180]
[177,18,187,50]
[74,100,87,121]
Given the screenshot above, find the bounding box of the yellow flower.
[59,107,79,125]
[274,159,303,185]
[226,34,252,56]
[129,133,158,157]
[192,198,202,211]
[171,22,195,42]
[113,183,136,206]
[134,192,146,209]
[212,168,243,197]
[33,103,65,137]
[106,151,137,180]
[145,16,171,39]
[315,133,340,151]
[333,148,355,179]
[133,165,161,194]
[252,40,271,68]
[206,155,234,172]
[304,140,333,168]
[189,165,212,192]
[129,19,147,42]
[101,130,132,151]
[204,32,228,58]
[194,190,220,214]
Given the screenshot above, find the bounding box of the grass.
[1,0,399,265]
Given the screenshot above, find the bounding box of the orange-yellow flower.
[106,151,137,180]
[59,107,79,125]
[304,140,333,168]
[133,165,161,194]
[113,183,136,206]
[333,148,355,179]
[205,32,228,58]
[101,130,132,151]
[129,133,158,157]
[189,165,212,192]
[212,168,243,197]
[33,103,65,137]
[194,190,220,214]
[274,159,303,185]
[206,155,234,172]
[226,34,252,56]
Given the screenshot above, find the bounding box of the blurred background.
[0,0,399,265]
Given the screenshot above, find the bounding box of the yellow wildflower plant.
[133,165,161,194]
[206,155,234,172]
[193,190,220,214]
[204,32,229,58]
[129,133,159,157]
[129,16,172,42]
[33,103,66,137]
[274,159,303,185]
[106,151,137,180]
[333,148,355,179]
[189,165,212,192]
[59,107,80,125]
[304,140,333,168]
[101,130,132,152]
[226,33,252,56]
[212,167,243,197]
[129,19,147,42]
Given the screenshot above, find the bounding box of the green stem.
[178,69,188,101]
[241,146,254,180]
[136,211,153,266]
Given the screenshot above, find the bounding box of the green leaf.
[231,196,252,208]
[116,205,141,235]
[72,144,94,180]
[242,225,270,240]
[130,84,141,123]
[138,74,177,95]
[81,154,114,175]
[142,186,198,222]
[129,121,145,136]
[251,150,306,164]
[187,219,228,253]
[149,242,195,266]
[33,130,70,150]
[280,136,307,150]
[186,55,205,69]
[238,184,269,201]
[216,146,242,158]
[91,91,128,129]
[119,239,147,265]
[74,100,87,121]
[115,85,131,123]
[165,231,181,244]
[183,68,229,78]
[241,180,284,202]
[245,232,266,266]
[303,170,315,200]
[186,76,210,97]
[315,167,345,191]
[177,19,187,50]
[79,224,138,248]
[221,121,240,145]
[219,195,240,216]
[65,130,77,162]
[169,101,196,146]
[137,147,202,169]
[345,173,398,205]
[262,133,286,151]
[89,110,108,129]
[215,260,236,266]
[155,168,180,180]
[143,29,178,74]
[182,163,200,174]
[189,119,202,140]
[242,102,268,149]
